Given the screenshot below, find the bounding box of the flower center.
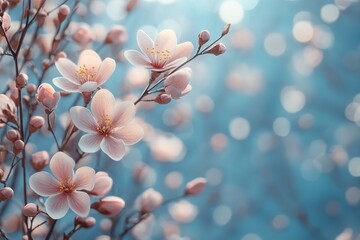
[58,178,76,193]
[77,65,97,84]
[97,114,113,137]
[147,46,171,67]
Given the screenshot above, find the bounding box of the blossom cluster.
[0,0,229,239]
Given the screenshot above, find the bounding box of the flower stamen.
[58,178,76,193]
[97,114,113,137]
[77,65,97,84]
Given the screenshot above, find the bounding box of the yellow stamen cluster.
[147,47,171,61]
[77,64,97,84]
[58,178,76,193]
[97,114,113,137]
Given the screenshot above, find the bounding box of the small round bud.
[105,25,128,45]
[26,84,37,95]
[154,94,171,104]
[16,73,28,89]
[55,51,67,60]
[185,177,206,196]
[222,24,231,36]
[42,59,51,70]
[1,1,9,12]
[36,83,61,112]
[198,30,210,46]
[29,116,45,133]
[75,216,96,228]
[0,187,14,201]
[36,10,47,26]
[206,43,226,56]
[6,129,20,142]
[58,5,70,22]
[23,203,38,217]
[13,139,24,155]
[31,151,49,171]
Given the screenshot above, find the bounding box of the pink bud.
[36,10,47,26]
[206,43,226,56]
[36,83,61,112]
[75,216,96,228]
[85,171,113,197]
[16,73,28,89]
[139,188,163,213]
[198,30,210,46]
[185,177,206,196]
[26,84,37,95]
[55,51,67,60]
[72,24,94,46]
[13,139,24,155]
[29,116,45,133]
[222,24,231,36]
[23,203,38,217]
[126,0,138,12]
[6,129,20,142]
[58,5,70,22]
[154,94,171,104]
[105,25,128,45]
[91,196,125,217]
[31,151,49,171]
[0,187,14,200]
[0,12,11,36]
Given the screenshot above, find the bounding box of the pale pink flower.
[29,152,95,219]
[53,49,116,93]
[69,89,144,161]
[85,171,113,197]
[124,29,193,72]
[36,83,61,112]
[164,67,192,99]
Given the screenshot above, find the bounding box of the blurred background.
[2,0,360,239]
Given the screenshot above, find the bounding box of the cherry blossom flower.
[124,29,193,72]
[0,94,17,127]
[36,83,61,112]
[69,89,144,161]
[164,67,192,99]
[53,49,116,93]
[29,152,95,219]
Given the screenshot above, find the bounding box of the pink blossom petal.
[69,106,97,133]
[91,89,115,121]
[124,50,152,67]
[45,193,69,219]
[100,136,126,161]
[53,77,80,92]
[73,166,95,191]
[137,30,155,61]
[68,191,90,217]
[29,172,59,196]
[162,57,187,71]
[181,84,192,96]
[164,67,191,90]
[55,58,80,84]
[77,49,102,68]
[78,134,103,153]
[50,152,75,181]
[78,81,98,92]
[112,101,136,126]
[111,124,144,145]
[93,58,116,86]
[165,86,182,99]
[155,29,177,52]
[171,42,194,60]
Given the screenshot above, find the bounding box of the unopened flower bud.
[198,30,210,46]
[1,1,9,12]
[85,171,113,197]
[23,203,38,217]
[31,151,49,171]
[13,139,24,155]
[42,59,51,70]
[222,24,231,36]
[105,25,128,45]
[91,196,125,217]
[55,51,67,60]
[154,94,171,104]
[29,116,45,133]
[185,177,206,196]
[26,84,37,95]
[6,129,20,142]
[206,43,226,56]
[139,188,163,213]
[0,187,14,200]
[36,10,47,26]
[36,83,61,112]
[75,216,96,228]
[57,5,70,22]
[16,73,28,89]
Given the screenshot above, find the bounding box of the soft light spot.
[213,205,232,225]
[219,0,244,24]
[348,157,360,177]
[264,33,286,56]
[292,21,314,43]
[239,0,259,10]
[106,0,127,21]
[273,117,290,137]
[321,4,340,23]
[272,214,289,230]
[345,187,360,206]
[165,171,183,189]
[242,233,262,240]
[229,117,250,140]
[205,168,223,186]
[281,86,305,113]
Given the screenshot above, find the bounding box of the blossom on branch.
[29,152,95,219]
[69,89,144,161]
[164,67,192,99]
[53,49,116,93]
[124,29,193,72]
